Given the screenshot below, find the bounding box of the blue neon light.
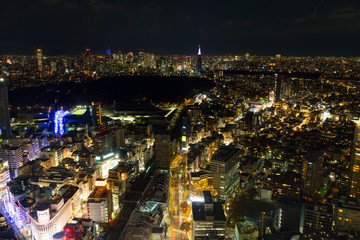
[106,48,111,55]
[54,110,70,135]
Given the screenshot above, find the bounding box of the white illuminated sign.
[103,153,114,159]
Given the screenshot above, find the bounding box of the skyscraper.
[0,74,11,137]
[348,123,360,198]
[106,47,111,55]
[50,61,57,73]
[301,149,324,198]
[92,102,102,128]
[105,47,112,69]
[197,44,202,75]
[210,145,242,201]
[0,146,22,179]
[274,74,282,101]
[155,132,170,172]
[35,48,43,72]
[83,47,91,72]
[303,202,333,233]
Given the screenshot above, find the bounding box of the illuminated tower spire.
[197,44,202,75]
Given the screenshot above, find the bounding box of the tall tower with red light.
[83,47,91,72]
[197,45,202,75]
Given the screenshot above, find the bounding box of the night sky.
[2,0,360,56]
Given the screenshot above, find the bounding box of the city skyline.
[4,45,360,57]
[2,1,360,240]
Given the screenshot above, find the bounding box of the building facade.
[301,150,324,198]
[87,186,112,223]
[192,191,226,240]
[30,186,80,240]
[155,133,170,172]
[0,75,11,137]
[348,123,360,198]
[210,146,241,201]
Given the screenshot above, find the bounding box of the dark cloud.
[43,0,60,4]
[293,2,323,23]
[1,0,360,56]
[329,7,360,18]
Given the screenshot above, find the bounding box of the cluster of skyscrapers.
[0,45,360,240]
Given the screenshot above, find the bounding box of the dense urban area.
[0,47,360,240]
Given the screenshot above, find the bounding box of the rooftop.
[192,201,226,222]
[61,186,79,201]
[211,145,243,163]
[19,197,36,208]
[41,146,63,152]
[88,186,110,199]
[236,220,259,234]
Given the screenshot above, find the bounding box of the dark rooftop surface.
[211,145,243,163]
[88,186,110,199]
[19,197,36,208]
[61,185,79,201]
[203,191,212,204]
[34,203,50,211]
[192,202,226,222]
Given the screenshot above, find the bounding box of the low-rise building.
[30,186,80,240]
[235,220,259,240]
[87,186,112,223]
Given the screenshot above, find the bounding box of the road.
[168,154,191,240]
[106,159,155,240]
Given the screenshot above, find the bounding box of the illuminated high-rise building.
[0,159,10,189]
[210,145,241,201]
[301,150,324,198]
[334,199,360,232]
[0,74,11,137]
[50,61,57,73]
[92,102,102,128]
[83,47,91,72]
[348,123,360,198]
[269,90,275,102]
[106,47,111,55]
[303,202,333,233]
[274,74,282,101]
[35,48,43,72]
[105,47,112,68]
[197,44,202,75]
[281,81,292,98]
[117,51,124,65]
[0,146,22,172]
